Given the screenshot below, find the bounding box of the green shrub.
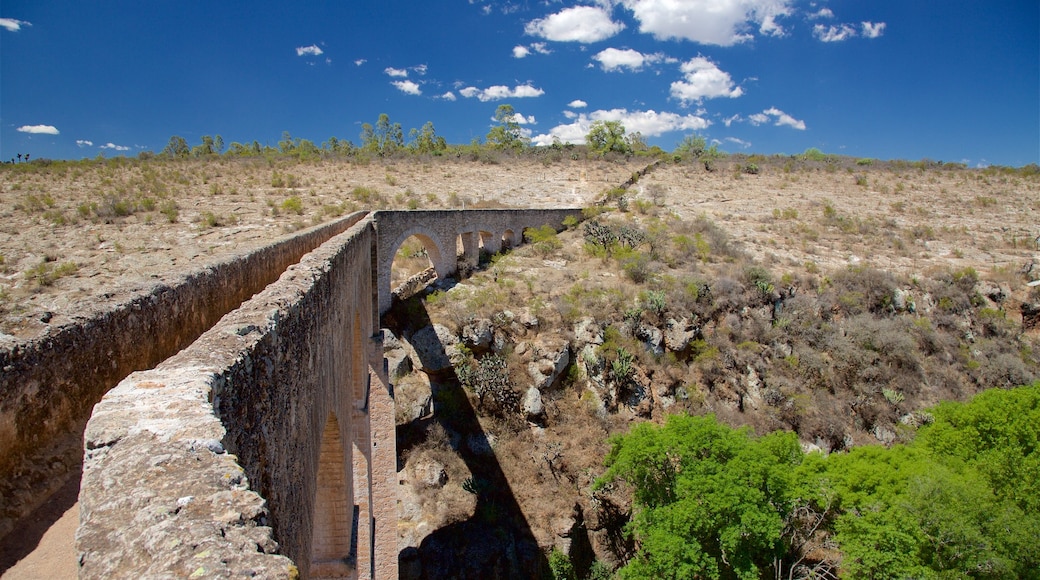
[25,260,78,286]
[547,548,576,580]
[281,195,304,215]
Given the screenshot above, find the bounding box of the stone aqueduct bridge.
[0,208,579,579]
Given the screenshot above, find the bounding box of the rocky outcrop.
[410,323,460,372]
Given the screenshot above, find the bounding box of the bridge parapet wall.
[77,217,397,579]
[0,212,367,542]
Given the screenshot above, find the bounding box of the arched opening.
[390,234,440,300]
[478,230,501,260]
[501,229,518,249]
[310,413,354,578]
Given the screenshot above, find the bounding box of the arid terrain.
[2,155,1037,341]
[1,152,1038,577]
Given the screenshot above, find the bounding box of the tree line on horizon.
[155,105,680,162]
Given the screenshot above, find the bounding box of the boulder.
[523,387,544,421]
[663,317,698,353]
[462,319,494,351]
[395,373,433,424]
[573,318,603,347]
[409,324,458,372]
[527,340,570,390]
[636,323,664,356]
[383,329,415,379]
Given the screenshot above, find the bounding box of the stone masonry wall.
[78,217,393,578]
[72,208,582,578]
[0,212,367,541]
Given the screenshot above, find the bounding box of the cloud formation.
[385,67,408,77]
[670,57,744,103]
[813,23,856,42]
[459,83,545,101]
[513,42,551,58]
[861,22,886,38]
[100,142,130,151]
[619,0,792,46]
[531,108,710,146]
[814,21,886,42]
[295,45,323,56]
[593,48,673,72]
[17,125,59,135]
[525,6,624,43]
[391,80,422,95]
[76,140,94,147]
[0,18,30,32]
[568,100,588,108]
[748,107,806,130]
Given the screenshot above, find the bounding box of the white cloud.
[439,91,457,101]
[391,80,422,95]
[748,107,805,130]
[670,56,744,103]
[808,8,834,19]
[413,64,428,75]
[531,108,710,146]
[0,18,30,32]
[100,142,130,151]
[525,6,625,43]
[723,114,742,127]
[17,125,59,135]
[76,140,93,147]
[513,42,553,58]
[813,23,856,42]
[619,0,793,46]
[296,45,323,57]
[385,67,408,77]
[568,99,588,108]
[354,59,367,66]
[459,83,545,102]
[593,48,672,72]
[861,21,886,38]
[725,137,752,148]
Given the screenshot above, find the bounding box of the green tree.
[161,135,190,158]
[360,113,404,157]
[191,135,216,157]
[486,104,527,151]
[596,414,802,580]
[586,120,632,156]
[214,134,224,155]
[409,121,447,155]
[805,382,1040,579]
[675,134,706,158]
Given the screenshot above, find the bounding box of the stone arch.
[478,229,502,256]
[380,226,453,313]
[501,228,519,249]
[310,413,354,578]
[389,231,442,286]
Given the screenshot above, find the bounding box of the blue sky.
[1,1,1037,166]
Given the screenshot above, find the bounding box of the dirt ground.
[0,153,1037,575]
[0,473,78,579]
